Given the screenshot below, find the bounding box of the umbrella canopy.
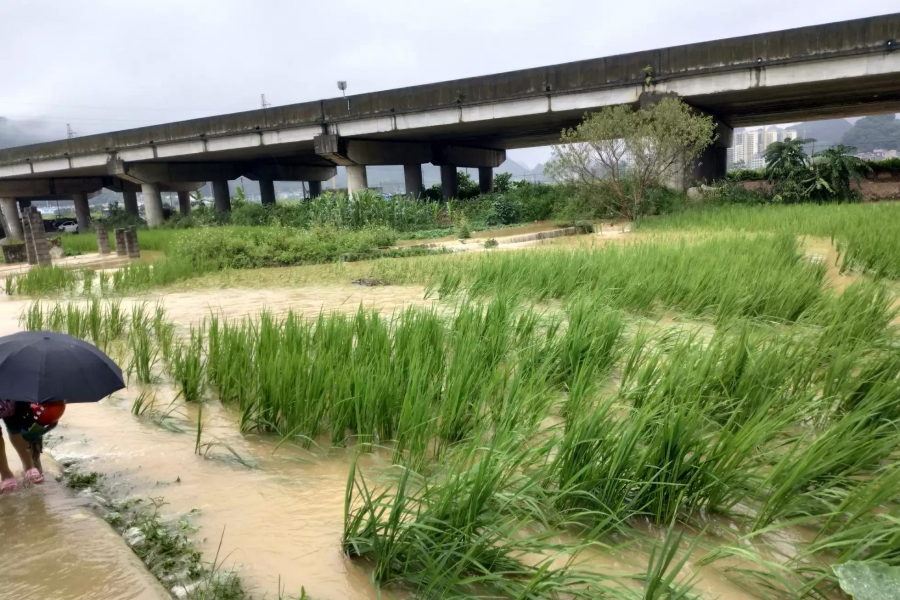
[0,331,125,403]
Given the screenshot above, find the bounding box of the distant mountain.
[792,119,853,148]
[841,114,900,152]
[0,117,59,149]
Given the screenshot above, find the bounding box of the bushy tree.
[814,145,871,200]
[764,137,813,182]
[493,172,513,193]
[545,98,715,218]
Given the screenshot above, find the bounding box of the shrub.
[172,225,399,270]
[493,172,513,193]
[726,168,766,182]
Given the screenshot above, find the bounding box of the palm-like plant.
[764,137,815,182]
[814,145,872,201]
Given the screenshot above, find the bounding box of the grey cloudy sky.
[0,1,896,166]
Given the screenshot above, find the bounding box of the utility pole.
[260,94,271,109]
[66,123,76,139]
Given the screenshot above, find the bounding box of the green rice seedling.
[643,522,699,600]
[344,432,609,598]
[127,325,157,384]
[47,303,65,332]
[19,301,44,331]
[170,325,206,403]
[65,302,89,339]
[81,268,95,296]
[87,298,104,347]
[194,403,204,455]
[132,390,155,416]
[5,275,15,295]
[104,300,127,339]
[98,271,109,295]
[6,266,78,296]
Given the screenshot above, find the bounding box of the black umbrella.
[0,331,125,404]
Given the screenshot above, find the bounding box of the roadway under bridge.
[0,13,898,233]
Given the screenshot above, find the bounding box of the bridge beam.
[0,177,106,198]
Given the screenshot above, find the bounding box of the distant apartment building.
[730,130,760,166]
[728,128,806,171]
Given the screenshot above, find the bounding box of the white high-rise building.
[731,130,760,166]
[781,130,799,142]
[762,129,779,150]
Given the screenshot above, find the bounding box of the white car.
[57,221,79,234]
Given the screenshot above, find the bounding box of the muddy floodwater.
[0,462,169,600]
[0,279,829,599]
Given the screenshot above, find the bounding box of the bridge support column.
[308,181,322,198]
[141,183,165,227]
[177,191,192,216]
[692,120,733,185]
[123,191,139,216]
[0,197,23,241]
[478,167,493,194]
[404,164,423,198]
[347,165,367,196]
[440,165,458,200]
[212,180,231,212]
[73,192,91,232]
[259,178,276,205]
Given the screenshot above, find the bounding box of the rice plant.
[170,325,206,403]
[128,325,157,384]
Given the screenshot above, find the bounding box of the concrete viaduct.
[0,13,898,236]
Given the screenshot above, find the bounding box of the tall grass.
[636,202,900,279]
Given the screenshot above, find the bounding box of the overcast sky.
[0,1,896,167]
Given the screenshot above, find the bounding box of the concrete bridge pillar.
[72,192,91,232]
[692,120,733,185]
[212,180,231,212]
[478,167,493,194]
[123,191,139,216]
[308,181,322,198]
[0,197,23,241]
[346,166,368,196]
[404,164,423,198]
[177,191,192,216]
[440,165,458,200]
[141,183,165,227]
[259,178,276,205]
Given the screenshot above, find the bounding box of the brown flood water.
[0,280,831,599]
[0,461,170,600]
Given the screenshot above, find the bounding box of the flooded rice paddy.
[0,227,895,600]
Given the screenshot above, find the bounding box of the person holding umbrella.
[0,331,125,494]
[0,400,65,492]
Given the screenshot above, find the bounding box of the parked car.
[57,221,78,234]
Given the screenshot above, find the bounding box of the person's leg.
[0,432,15,480]
[8,432,35,472]
[8,431,43,484]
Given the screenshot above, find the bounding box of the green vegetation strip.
[636,202,900,279]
